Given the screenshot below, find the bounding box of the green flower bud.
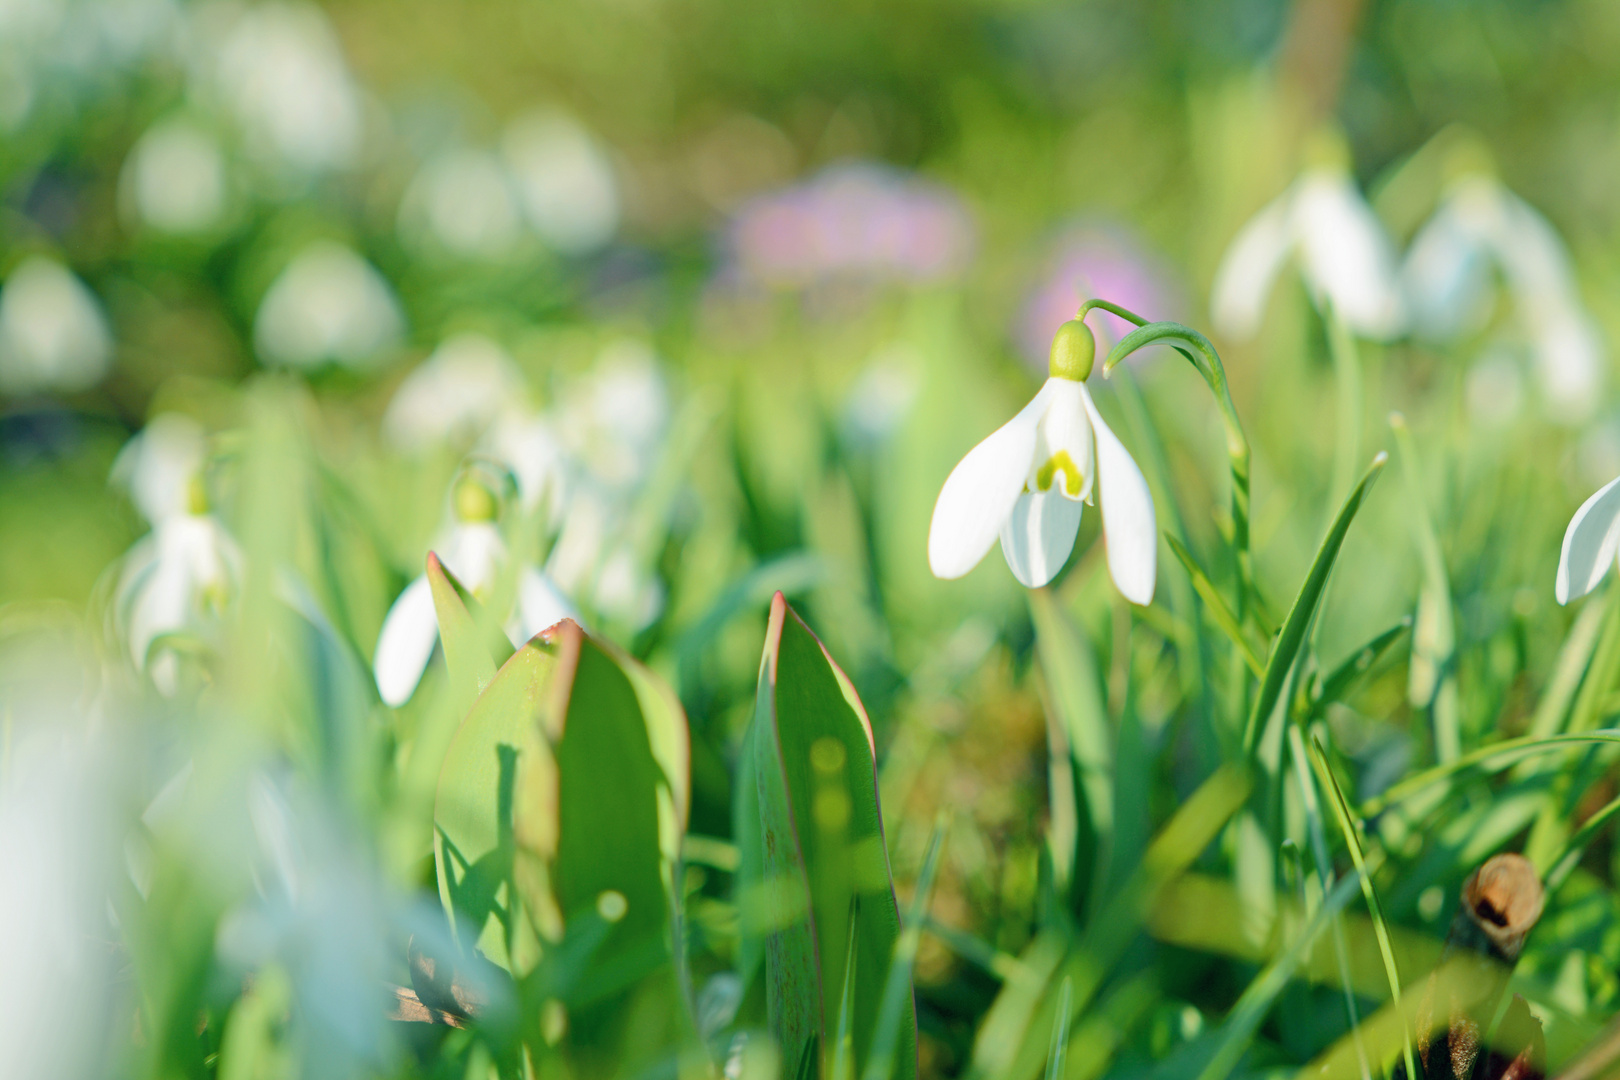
[453,474,499,523]
[1048,319,1095,382]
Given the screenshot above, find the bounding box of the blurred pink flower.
[727,163,973,287]
[1017,226,1180,374]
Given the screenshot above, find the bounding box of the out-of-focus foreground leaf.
[740,592,914,1080]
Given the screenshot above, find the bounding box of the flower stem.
[1078,300,1254,623]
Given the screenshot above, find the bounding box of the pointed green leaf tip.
[1048,319,1095,382]
[742,592,914,1080]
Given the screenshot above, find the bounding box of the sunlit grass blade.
[1389,413,1459,763]
[1289,727,1370,1080]
[1309,618,1412,718]
[1165,533,1262,677]
[1306,734,1415,1080]
[1360,730,1620,815]
[1193,866,1365,1080]
[1544,789,1620,890]
[1244,453,1388,755]
[862,815,947,1080]
[1044,977,1074,1080]
[969,767,1252,1080]
[832,904,860,1080]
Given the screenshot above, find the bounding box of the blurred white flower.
[486,410,571,520]
[215,772,402,1079]
[254,241,404,370]
[398,149,523,260]
[1405,174,1605,420]
[1212,168,1405,341]
[373,475,577,707]
[120,118,229,234]
[0,256,112,395]
[384,333,526,449]
[502,109,619,255]
[929,321,1155,599]
[111,412,206,523]
[216,1,361,177]
[543,486,663,632]
[558,340,669,489]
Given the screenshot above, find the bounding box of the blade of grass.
[1307,734,1416,1080]
[1389,413,1459,763]
[1243,454,1388,755]
[1193,863,1366,1080]
[1310,619,1412,719]
[861,815,947,1080]
[1165,534,1262,677]
[1044,977,1074,1080]
[1545,790,1620,890]
[1361,730,1620,816]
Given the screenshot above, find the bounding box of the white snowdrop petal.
[1402,205,1492,340]
[1556,474,1620,605]
[1082,386,1156,605]
[1210,195,1294,340]
[927,382,1052,580]
[1294,173,1405,340]
[374,576,439,706]
[517,567,580,640]
[998,489,1083,588]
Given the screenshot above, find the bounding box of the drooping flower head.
[928,319,1156,601]
[1404,142,1605,423]
[372,465,576,707]
[111,414,242,694]
[1211,131,1404,342]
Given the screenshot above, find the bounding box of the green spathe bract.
[741,592,914,1080]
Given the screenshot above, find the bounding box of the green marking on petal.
[1036,451,1086,497]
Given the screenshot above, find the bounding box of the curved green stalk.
[1079,300,1253,622]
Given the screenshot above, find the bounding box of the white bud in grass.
[121,118,229,235]
[384,333,526,449]
[0,256,112,395]
[253,241,404,371]
[398,149,523,260]
[502,109,619,256]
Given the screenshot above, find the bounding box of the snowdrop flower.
[111,412,206,523]
[215,2,361,178]
[112,421,241,694]
[398,149,523,260]
[928,319,1156,600]
[1555,473,1620,605]
[254,241,405,370]
[1405,172,1604,419]
[383,332,527,449]
[1212,144,1404,341]
[373,472,577,707]
[120,117,229,235]
[501,109,619,256]
[0,256,112,395]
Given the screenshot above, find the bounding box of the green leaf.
[426,551,509,714]
[433,617,694,1067]
[1243,453,1387,755]
[435,636,556,974]
[743,593,913,1080]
